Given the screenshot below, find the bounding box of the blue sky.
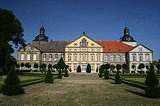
[1,0,160,61]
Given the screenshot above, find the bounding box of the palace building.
[17,27,153,73]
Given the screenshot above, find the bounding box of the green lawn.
[0,73,159,106]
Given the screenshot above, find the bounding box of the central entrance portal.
[81,65,86,72]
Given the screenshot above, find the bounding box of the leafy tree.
[99,64,105,73]
[34,63,38,68]
[40,63,46,73]
[86,64,91,73]
[16,64,20,68]
[122,64,129,74]
[48,64,52,70]
[156,64,160,74]
[116,64,121,72]
[110,65,115,73]
[131,64,136,72]
[2,68,25,95]
[0,8,25,69]
[20,63,24,70]
[104,64,110,79]
[25,63,31,69]
[138,63,145,74]
[45,69,53,83]
[146,65,149,73]
[77,65,81,72]
[145,64,160,98]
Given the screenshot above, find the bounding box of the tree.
[54,57,66,79]
[0,9,25,69]
[86,64,91,73]
[34,63,38,68]
[98,68,103,78]
[138,63,145,74]
[156,64,160,74]
[40,63,46,73]
[104,64,110,79]
[122,64,129,74]
[25,63,31,69]
[116,64,121,72]
[131,64,136,72]
[2,68,25,95]
[146,65,149,73]
[145,64,160,98]
[45,69,53,83]
[20,63,24,70]
[110,65,115,73]
[48,64,52,70]
[16,64,20,68]
[77,65,81,72]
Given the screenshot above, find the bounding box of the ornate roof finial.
[83,31,85,35]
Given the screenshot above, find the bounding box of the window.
[104,54,108,62]
[91,43,94,46]
[74,64,77,71]
[145,54,150,62]
[97,48,100,52]
[74,43,77,46]
[21,54,24,60]
[82,48,86,51]
[96,64,100,72]
[74,48,77,52]
[116,55,120,62]
[132,54,136,61]
[97,54,100,61]
[91,54,94,61]
[139,54,143,61]
[91,48,94,52]
[68,54,71,61]
[49,54,52,61]
[43,54,47,61]
[33,54,37,60]
[27,54,31,60]
[74,54,77,61]
[82,54,86,62]
[122,55,125,62]
[110,55,114,62]
[67,64,71,70]
[91,65,94,71]
[55,54,58,59]
[68,48,71,52]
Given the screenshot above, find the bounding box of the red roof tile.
[96,41,134,53]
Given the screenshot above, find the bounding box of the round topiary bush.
[115,71,121,84]
[104,71,109,79]
[2,68,25,96]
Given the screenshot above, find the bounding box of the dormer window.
[91,43,94,46]
[74,43,77,46]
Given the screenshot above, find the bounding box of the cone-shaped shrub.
[115,71,121,84]
[45,69,53,83]
[86,64,91,73]
[2,68,25,95]
[77,65,81,72]
[145,64,160,98]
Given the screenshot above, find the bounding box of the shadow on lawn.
[125,89,146,97]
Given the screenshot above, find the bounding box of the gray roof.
[35,41,71,52]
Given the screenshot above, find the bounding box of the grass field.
[0,73,160,106]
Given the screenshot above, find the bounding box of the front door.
[82,65,86,72]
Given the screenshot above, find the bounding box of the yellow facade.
[65,35,103,73]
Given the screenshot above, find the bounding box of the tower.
[32,26,49,46]
[120,27,137,46]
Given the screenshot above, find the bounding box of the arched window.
[139,54,143,61]
[68,54,71,61]
[97,54,100,61]
[42,54,47,61]
[21,54,24,60]
[49,54,52,61]
[122,55,125,62]
[116,55,120,62]
[132,54,136,61]
[33,54,37,60]
[74,54,77,61]
[104,54,108,62]
[27,54,31,60]
[82,54,86,61]
[91,54,94,61]
[110,55,114,62]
